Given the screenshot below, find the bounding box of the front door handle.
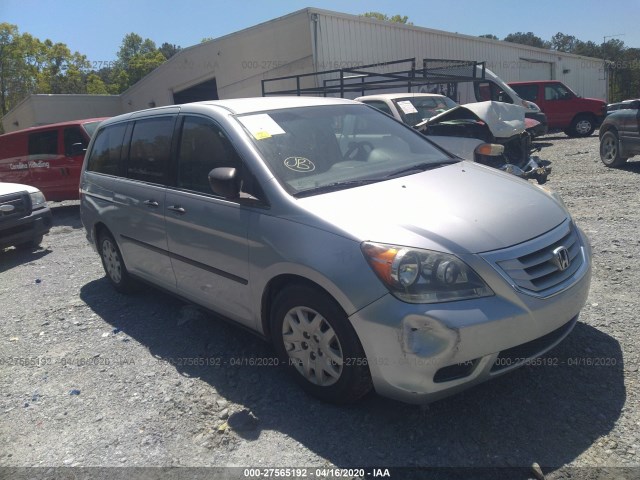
[143,200,159,208]
[167,205,186,215]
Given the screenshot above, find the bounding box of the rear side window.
[127,117,174,184]
[86,123,127,175]
[28,130,58,156]
[64,127,86,156]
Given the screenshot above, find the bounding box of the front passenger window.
[177,116,241,195]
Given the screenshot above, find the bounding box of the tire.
[600,131,627,168]
[270,285,372,403]
[98,230,136,293]
[16,235,43,251]
[568,114,596,137]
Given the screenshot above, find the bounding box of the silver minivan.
[80,97,591,404]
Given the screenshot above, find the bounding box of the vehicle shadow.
[49,203,82,229]
[80,278,625,476]
[619,161,640,173]
[0,246,51,273]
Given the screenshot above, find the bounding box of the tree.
[86,73,108,94]
[361,12,412,25]
[503,32,550,49]
[159,42,181,60]
[551,32,577,53]
[0,24,42,115]
[479,34,499,40]
[109,33,166,90]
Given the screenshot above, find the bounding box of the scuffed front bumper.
[348,226,592,404]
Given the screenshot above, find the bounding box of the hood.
[0,182,39,195]
[428,101,526,138]
[295,162,567,254]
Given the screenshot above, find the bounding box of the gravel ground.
[1,133,639,480]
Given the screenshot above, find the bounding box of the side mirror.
[208,167,240,199]
[70,142,86,156]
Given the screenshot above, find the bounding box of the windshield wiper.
[294,178,386,197]
[385,160,459,178]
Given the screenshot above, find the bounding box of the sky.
[2,0,639,62]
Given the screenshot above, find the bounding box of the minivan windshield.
[237,104,457,197]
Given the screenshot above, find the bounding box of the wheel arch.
[599,123,617,138]
[260,273,346,341]
[572,111,598,122]
[93,222,112,249]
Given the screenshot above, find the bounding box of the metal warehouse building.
[2,7,607,132]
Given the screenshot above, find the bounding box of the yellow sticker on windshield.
[238,114,285,140]
[254,131,271,140]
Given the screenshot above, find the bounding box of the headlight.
[522,100,541,112]
[361,242,494,304]
[30,190,47,208]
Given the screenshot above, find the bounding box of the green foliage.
[86,73,108,94]
[503,32,551,49]
[479,34,499,40]
[159,42,181,60]
[0,25,179,125]
[361,12,412,25]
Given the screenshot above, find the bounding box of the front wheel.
[568,114,596,137]
[600,131,627,167]
[270,286,372,403]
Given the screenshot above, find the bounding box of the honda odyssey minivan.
[80,97,591,404]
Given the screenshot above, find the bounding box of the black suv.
[599,100,640,167]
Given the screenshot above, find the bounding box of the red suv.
[508,81,606,137]
[0,118,106,201]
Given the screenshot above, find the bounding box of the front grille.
[0,192,31,222]
[494,222,584,296]
[491,317,576,372]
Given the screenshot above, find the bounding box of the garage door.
[518,59,552,81]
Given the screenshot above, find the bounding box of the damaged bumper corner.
[348,257,591,404]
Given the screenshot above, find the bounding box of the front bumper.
[348,225,592,404]
[0,206,52,249]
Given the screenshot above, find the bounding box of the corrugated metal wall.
[312,10,606,100]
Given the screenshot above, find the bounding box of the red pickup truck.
[508,80,606,137]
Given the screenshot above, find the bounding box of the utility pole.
[603,34,624,102]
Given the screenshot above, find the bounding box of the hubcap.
[575,119,592,135]
[102,239,122,283]
[602,136,617,163]
[282,306,343,386]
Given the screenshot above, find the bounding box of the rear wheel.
[270,285,372,403]
[600,131,627,167]
[98,230,136,293]
[568,114,596,137]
